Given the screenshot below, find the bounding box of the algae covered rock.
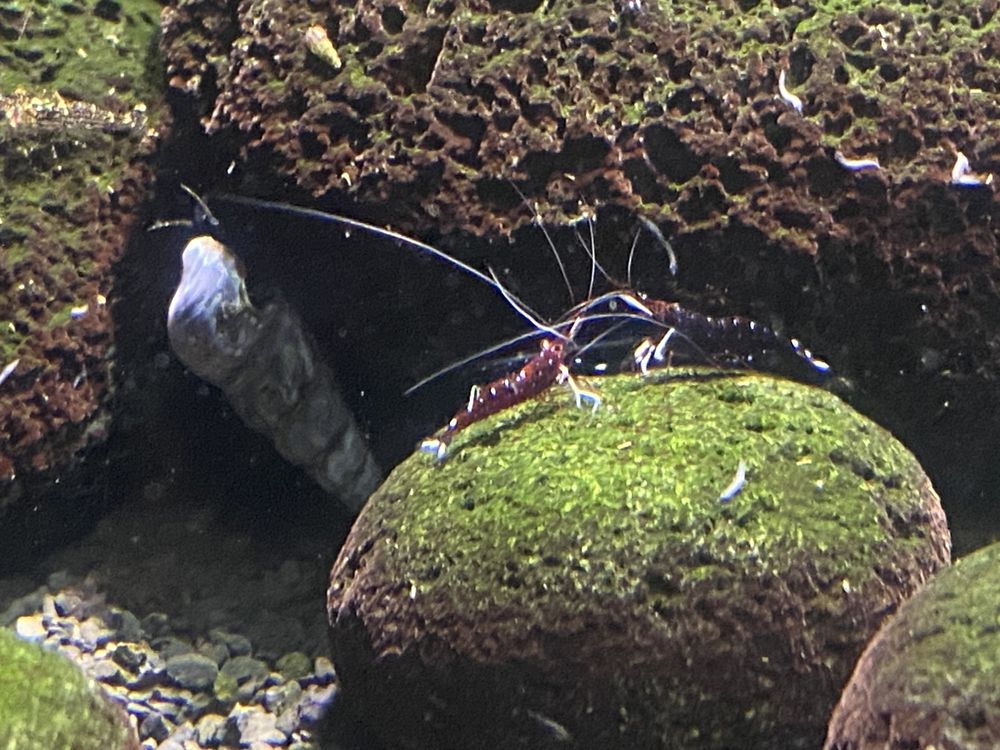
[0,0,163,566]
[327,370,950,749]
[825,540,1000,750]
[0,627,138,749]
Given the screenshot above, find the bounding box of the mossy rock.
[0,627,138,750]
[327,370,950,749]
[825,539,1000,750]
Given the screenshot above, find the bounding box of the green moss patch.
[0,627,136,749]
[826,540,1000,749]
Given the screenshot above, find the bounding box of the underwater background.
[1,0,999,747]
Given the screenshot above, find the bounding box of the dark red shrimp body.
[420,339,568,459]
[637,297,831,379]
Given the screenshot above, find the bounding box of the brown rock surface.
[158,0,1000,551]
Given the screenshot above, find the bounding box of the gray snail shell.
[167,235,381,512]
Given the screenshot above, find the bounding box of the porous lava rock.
[160,0,1000,551]
[0,0,163,565]
[327,370,951,749]
[825,539,1000,750]
[0,627,139,750]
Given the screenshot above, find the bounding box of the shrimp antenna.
[625,228,641,289]
[509,182,575,306]
[213,194,546,323]
[147,184,220,232]
[486,266,567,341]
[181,184,220,228]
[572,212,614,299]
[403,326,554,396]
[404,309,674,396]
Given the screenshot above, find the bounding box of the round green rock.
[328,370,950,749]
[0,627,137,750]
[826,539,1000,749]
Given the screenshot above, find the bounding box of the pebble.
[113,643,146,672]
[165,653,219,691]
[15,614,47,641]
[0,573,339,749]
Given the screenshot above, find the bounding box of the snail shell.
[167,235,381,511]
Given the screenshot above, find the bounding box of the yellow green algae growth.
[0,627,137,750]
[826,539,1000,749]
[387,370,941,603]
[331,369,950,749]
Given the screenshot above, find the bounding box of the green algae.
[382,371,932,606]
[333,369,949,749]
[826,540,1000,749]
[0,0,163,484]
[0,627,136,750]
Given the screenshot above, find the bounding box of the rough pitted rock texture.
[160,0,1000,550]
[0,626,139,750]
[327,371,951,750]
[825,539,1000,750]
[0,0,164,565]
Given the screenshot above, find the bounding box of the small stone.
[309,656,336,684]
[139,712,172,742]
[237,709,287,745]
[263,680,302,713]
[79,617,112,648]
[275,651,311,680]
[53,591,82,617]
[274,706,300,736]
[182,692,215,722]
[112,644,146,672]
[110,609,145,642]
[298,684,337,725]
[154,636,194,660]
[165,653,219,691]
[195,713,228,746]
[126,666,164,690]
[88,659,124,685]
[141,612,170,638]
[208,629,252,657]
[14,615,47,641]
[220,655,269,691]
[198,641,230,666]
[41,595,57,619]
[125,700,152,720]
[213,671,238,703]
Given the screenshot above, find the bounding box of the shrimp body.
[638,297,830,379]
[420,339,567,459]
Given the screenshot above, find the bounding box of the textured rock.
[157,0,1000,551]
[328,370,951,749]
[0,0,164,567]
[825,540,1000,750]
[0,627,138,749]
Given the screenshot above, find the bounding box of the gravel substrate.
[2,571,336,749]
[0,477,353,749]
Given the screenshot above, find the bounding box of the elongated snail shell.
[167,235,381,512]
